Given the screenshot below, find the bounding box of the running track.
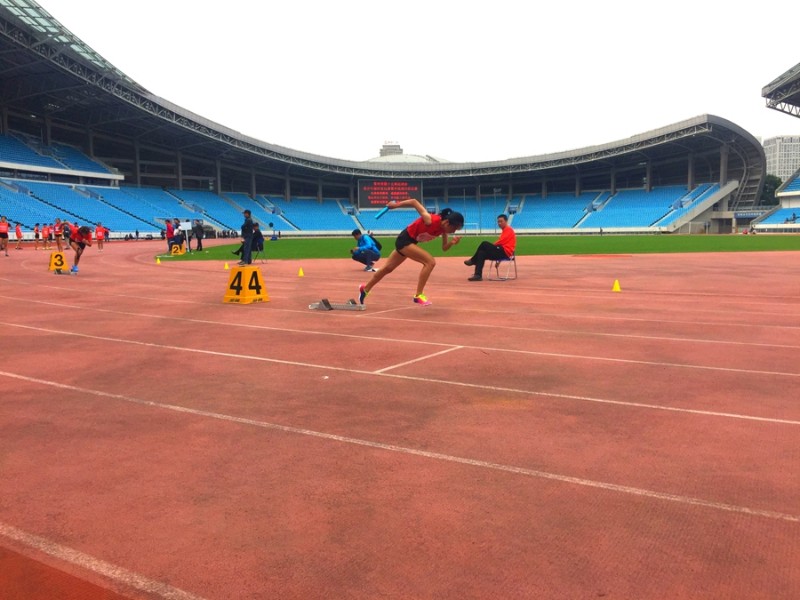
[1,240,798,599]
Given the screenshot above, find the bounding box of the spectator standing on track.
[358,201,463,307]
[165,219,175,252]
[238,210,254,266]
[14,222,23,250]
[68,226,92,273]
[192,220,204,251]
[42,223,52,250]
[33,223,40,250]
[463,214,516,281]
[53,218,65,252]
[0,216,9,256]
[231,222,262,263]
[95,222,108,252]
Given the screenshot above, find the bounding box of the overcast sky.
[45,0,800,162]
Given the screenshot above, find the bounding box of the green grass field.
[162,234,800,262]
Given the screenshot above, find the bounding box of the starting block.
[53,269,76,275]
[308,298,365,311]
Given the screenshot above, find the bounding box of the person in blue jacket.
[350,229,381,271]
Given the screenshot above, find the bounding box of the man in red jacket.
[463,214,516,281]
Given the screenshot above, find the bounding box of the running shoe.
[413,293,432,306]
[358,283,369,305]
[70,265,79,273]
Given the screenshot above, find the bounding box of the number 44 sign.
[223,265,269,304]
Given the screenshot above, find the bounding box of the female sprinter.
[53,218,64,252]
[359,200,463,306]
[68,225,93,273]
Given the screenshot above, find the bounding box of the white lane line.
[5,312,799,379]
[462,307,800,330]
[369,314,800,350]
[459,284,800,304]
[3,319,800,428]
[0,299,454,349]
[381,372,800,425]
[0,523,206,600]
[489,347,800,378]
[3,294,800,351]
[374,346,463,374]
[1,371,798,525]
[361,306,418,316]
[2,300,799,376]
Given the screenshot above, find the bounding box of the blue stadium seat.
[0,134,63,169]
[759,207,800,225]
[512,192,596,229]
[50,143,111,173]
[579,186,686,228]
[267,196,356,232]
[783,173,800,193]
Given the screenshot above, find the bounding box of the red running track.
[1,239,799,599]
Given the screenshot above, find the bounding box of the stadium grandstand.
[0,0,777,240]
[753,63,800,232]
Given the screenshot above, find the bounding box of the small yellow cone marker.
[612,279,621,292]
[224,262,230,270]
[156,257,161,264]
[298,267,304,277]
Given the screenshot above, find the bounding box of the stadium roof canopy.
[762,62,800,119]
[0,0,766,208]
[763,61,800,196]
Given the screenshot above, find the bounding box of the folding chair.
[487,253,517,281]
[252,246,266,264]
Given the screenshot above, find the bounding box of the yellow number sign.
[223,265,269,304]
[48,252,67,271]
